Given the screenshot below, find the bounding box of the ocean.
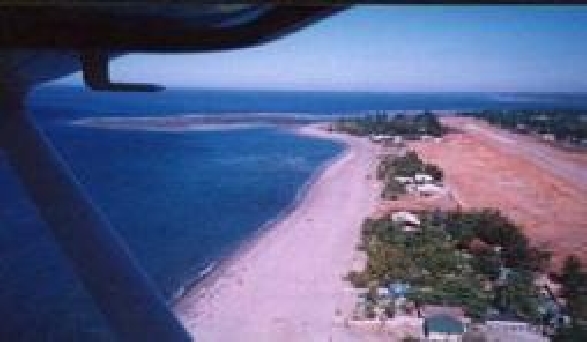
[1,86,586,340]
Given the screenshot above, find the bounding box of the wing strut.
[0,87,191,341]
[81,51,164,92]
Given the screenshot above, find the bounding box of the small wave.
[199,262,218,279]
[172,286,186,302]
[171,261,218,302]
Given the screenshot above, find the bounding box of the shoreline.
[174,123,379,341]
[170,124,351,305]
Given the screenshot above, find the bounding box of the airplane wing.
[0,4,345,341]
[0,4,345,90]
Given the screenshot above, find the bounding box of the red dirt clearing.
[412,116,587,269]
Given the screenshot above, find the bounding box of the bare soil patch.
[411,116,587,269]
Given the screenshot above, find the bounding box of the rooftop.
[424,314,465,334]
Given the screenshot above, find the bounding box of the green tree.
[555,255,587,341]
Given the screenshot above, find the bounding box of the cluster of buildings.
[515,123,587,146]
[369,134,443,146]
[350,284,553,341]
[369,134,405,147]
[346,210,567,341]
[394,173,444,197]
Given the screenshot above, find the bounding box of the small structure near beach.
[370,134,393,143]
[394,176,414,184]
[483,312,548,341]
[391,211,421,231]
[420,306,468,341]
[416,183,444,197]
[423,314,466,341]
[389,282,411,301]
[370,134,405,147]
[414,173,434,183]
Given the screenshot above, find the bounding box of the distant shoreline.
[68,111,465,132]
[70,113,331,132]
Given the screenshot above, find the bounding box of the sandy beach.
[174,124,380,341]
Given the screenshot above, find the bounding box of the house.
[516,123,527,131]
[402,225,420,233]
[484,312,547,341]
[383,135,404,147]
[394,176,413,184]
[405,183,418,194]
[414,173,434,183]
[422,305,467,319]
[370,134,393,143]
[417,183,443,197]
[377,287,390,297]
[391,211,421,232]
[423,314,466,341]
[391,211,421,226]
[541,134,556,142]
[389,282,411,300]
[533,274,561,296]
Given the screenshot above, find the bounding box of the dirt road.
[412,116,587,268]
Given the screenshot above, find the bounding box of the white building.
[391,211,421,226]
[370,134,393,143]
[414,173,434,183]
[484,317,548,342]
[394,176,413,184]
[417,183,443,196]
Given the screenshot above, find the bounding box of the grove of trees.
[336,112,445,137]
[348,209,552,322]
[465,110,587,143]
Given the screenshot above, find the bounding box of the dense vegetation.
[444,209,551,272]
[348,209,551,321]
[336,112,445,137]
[465,110,587,144]
[554,256,587,341]
[377,151,443,200]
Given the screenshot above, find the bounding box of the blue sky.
[58,6,587,92]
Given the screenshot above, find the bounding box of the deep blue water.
[2,86,587,340]
[28,86,587,119]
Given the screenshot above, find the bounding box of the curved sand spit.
[174,124,380,341]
